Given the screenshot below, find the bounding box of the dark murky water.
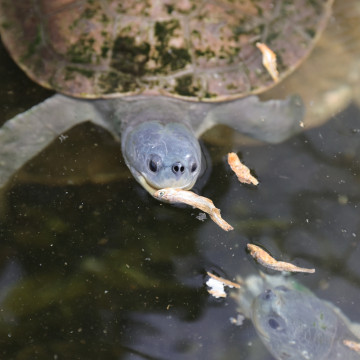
[0,3,360,360]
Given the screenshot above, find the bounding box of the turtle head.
[251,283,335,359]
[121,121,201,195]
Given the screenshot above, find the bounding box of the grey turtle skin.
[0,94,303,197]
[235,274,360,360]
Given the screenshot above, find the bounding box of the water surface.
[0,4,360,359]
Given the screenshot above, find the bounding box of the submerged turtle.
[235,274,360,360]
[0,0,332,196]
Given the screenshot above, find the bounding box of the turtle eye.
[149,160,157,172]
[267,316,286,333]
[190,162,197,173]
[148,154,162,173]
[268,318,280,330]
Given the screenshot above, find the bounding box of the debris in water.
[206,271,241,298]
[206,277,226,298]
[207,272,241,288]
[230,314,245,326]
[343,340,360,353]
[247,244,315,273]
[154,188,233,231]
[228,152,258,185]
[256,42,279,82]
[196,212,207,221]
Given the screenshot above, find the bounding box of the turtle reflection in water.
[235,274,360,360]
[0,0,332,198]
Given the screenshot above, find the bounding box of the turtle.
[262,0,360,130]
[0,0,332,197]
[235,273,360,360]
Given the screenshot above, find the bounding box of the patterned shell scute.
[0,0,332,100]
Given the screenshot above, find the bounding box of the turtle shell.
[0,0,332,101]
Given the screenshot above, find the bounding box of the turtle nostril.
[172,162,185,174]
[264,289,272,300]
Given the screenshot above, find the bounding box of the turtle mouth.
[138,172,194,196]
[251,313,271,340]
[137,175,161,196]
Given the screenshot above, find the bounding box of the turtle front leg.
[0,94,110,188]
[195,95,305,144]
